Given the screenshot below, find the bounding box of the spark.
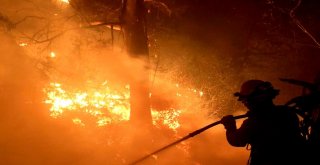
[19,43,28,47]
[72,118,85,126]
[152,109,181,130]
[50,51,56,58]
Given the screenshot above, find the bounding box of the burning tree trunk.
[122,0,152,126]
[67,0,152,126]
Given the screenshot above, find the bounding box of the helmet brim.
[234,92,248,101]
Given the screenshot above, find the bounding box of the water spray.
[129,114,248,165]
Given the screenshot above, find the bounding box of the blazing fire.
[44,82,130,125]
[44,81,184,130]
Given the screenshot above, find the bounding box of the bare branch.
[144,0,172,17]
[19,20,122,44]
[290,0,320,48]
[14,15,46,26]
[20,28,71,44]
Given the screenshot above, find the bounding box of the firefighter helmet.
[234,80,279,101]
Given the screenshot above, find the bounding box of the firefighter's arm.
[221,115,249,147]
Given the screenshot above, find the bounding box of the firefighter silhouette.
[221,80,305,165]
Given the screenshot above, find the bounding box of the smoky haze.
[0,29,248,165]
[1,0,320,165]
[0,30,248,165]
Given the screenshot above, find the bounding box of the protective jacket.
[226,105,306,165]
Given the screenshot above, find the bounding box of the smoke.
[0,28,250,165]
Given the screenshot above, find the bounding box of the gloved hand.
[220,115,236,130]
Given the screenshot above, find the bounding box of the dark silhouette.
[280,74,320,164]
[221,80,306,165]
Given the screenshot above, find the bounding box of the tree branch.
[14,16,46,26]
[19,20,122,44]
[290,0,320,48]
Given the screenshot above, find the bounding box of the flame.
[44,82,130,123]
[59,0,69,4]
[44,81,184,130]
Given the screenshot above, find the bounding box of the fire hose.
[129,114,248,165]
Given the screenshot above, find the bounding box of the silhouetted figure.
[280,74,320,164]
[221,80,305,165]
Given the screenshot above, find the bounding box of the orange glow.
[90,21,122,31]
[106,25,122,31]
[50,52,56,58]
[72,118,85,126]
[19,42,28,47]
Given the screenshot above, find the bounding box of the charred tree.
[122,0,152,126]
